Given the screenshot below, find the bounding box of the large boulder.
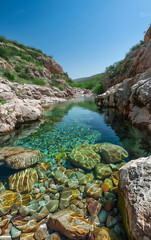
[0,190,19,216]
[70,142,101,170]
[48,208,90,239]
[0,147,43,169]
[119,156,151,240]
[9,168,38,193]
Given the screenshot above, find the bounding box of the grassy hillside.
[0,36,78,90]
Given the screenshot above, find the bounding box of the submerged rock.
[90,226,123,240]
[85,183,102,199]
[70,142,101,170]
[48,208,90,239]
[9,168,38,193]
[59,187,80,209]
[0,190,19,216]
[0,147,43,169]
[119,156,151,240]
[95,163,112,180]
[11,215,39,233]
[100,143,128,163]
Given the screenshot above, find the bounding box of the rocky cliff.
[95,26,151,132]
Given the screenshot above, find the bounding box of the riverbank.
[0,77,92,135]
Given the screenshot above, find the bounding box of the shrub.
[0,97,6,104]
[14,64,23,73]
[92,83,103,94]
[0,47,10,60]
[32,78,46,85]
[3,69,16,81]
[18,72,31,80]
[0,36,8,43]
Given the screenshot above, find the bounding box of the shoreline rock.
[119,156,151,240]
[95,68,151,132]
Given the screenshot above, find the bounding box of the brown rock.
[144,25,151,43]
[104,199,115,212]
[48,208,90,239]
[11,215,39,233]
[37,57,64,75]
[101,183,110,193]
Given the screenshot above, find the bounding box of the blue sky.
[0,0,151,78]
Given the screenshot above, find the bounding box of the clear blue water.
[0,97,151,173]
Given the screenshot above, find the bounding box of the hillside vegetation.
[0,36,78,91]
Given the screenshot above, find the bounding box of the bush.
[92,83,103,94]
[32,78,46,85]
[0,97,6,104]
[14,64,23,73]
[3,69,16,81]
[18,72,31,80]
[0,47,10,60]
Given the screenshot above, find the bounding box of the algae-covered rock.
[95,163,112,180]
[0,147,43,169]
[70,142,101,170]
[0,190,19,216]
[9,168,38,193]
[100,143,128,163]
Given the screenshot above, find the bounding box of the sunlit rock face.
[0,147,43,169]
[95,69,151,132]
[9,168,38,193]
[119,156,151,240]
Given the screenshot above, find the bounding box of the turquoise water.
[0,97,151,171]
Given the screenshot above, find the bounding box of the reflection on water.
[0,97,151,162]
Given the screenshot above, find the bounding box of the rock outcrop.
[144,25,151,43]
[95,68,151,132]
[37,56,64,75]
[119,156,151,240]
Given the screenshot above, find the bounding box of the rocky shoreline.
[0,78,91,135]
[95,68,151,132]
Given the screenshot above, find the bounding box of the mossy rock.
[100,143,128,164]
[69,142,101,170]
